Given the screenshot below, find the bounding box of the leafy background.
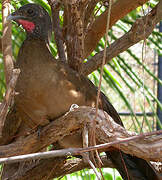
[0,0,161,179]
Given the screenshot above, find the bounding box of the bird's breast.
[15,63,95,127]
[15,39,96,127]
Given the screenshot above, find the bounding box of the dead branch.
[82,0,162,75]
[0,107,161,162]
[83,0,149,58]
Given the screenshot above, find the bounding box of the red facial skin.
[18,19,35,32]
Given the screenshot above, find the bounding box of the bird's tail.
[106,151,159,180]
[100,92,159,180]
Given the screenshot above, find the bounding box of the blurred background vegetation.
[0,0,161,179]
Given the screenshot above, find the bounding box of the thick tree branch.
[0,107,93,157]
[1,107,161,179]
[82,0,162,75]
[83,0,149,58]
[1,129,162,164]
[64,1,85,72]
[1,156,114,180]
[0,107,161,162]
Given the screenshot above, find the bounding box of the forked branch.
[82,0,162,75]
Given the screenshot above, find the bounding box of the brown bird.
[7,4,159,180]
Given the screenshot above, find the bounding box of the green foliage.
[90,1,162,133]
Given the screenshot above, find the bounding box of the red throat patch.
[18,19,35,32]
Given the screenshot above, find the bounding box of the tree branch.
[0,107,161,162]
[1,155,115,180]
[82,0,162,75]
[84,0,99,29]
[1,1,161,179]
[1,0,20,138]
[83,0,149,58]
[48,0,66,62]
[2,0,14,85]
[0,69,20,137]
[63,0,88,72]
[0,129,162,164]
[1,107,161,179]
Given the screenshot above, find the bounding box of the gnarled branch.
[0,107,161,161]
[0,106,161,179]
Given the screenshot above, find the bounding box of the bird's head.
[7,3,52,43]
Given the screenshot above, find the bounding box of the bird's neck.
[16,37,51,67]
[22,37,49,54]
[26,34,50,45]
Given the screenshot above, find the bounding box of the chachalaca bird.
[7,3,159,180]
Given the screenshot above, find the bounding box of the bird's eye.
[27,9,35,16]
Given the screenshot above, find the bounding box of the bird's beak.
[7,13,24,21]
